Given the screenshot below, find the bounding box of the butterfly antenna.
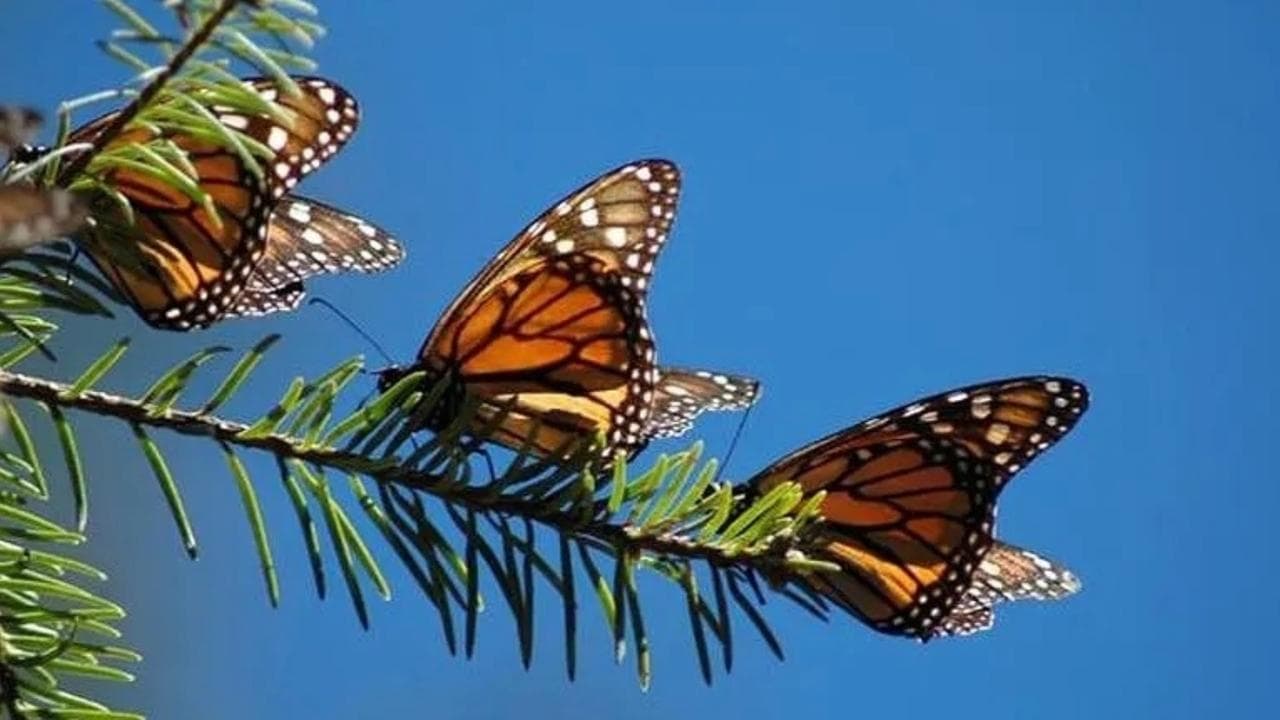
[716,404,754,483]
[307,297,396,366]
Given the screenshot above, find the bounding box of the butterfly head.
[373,364,409,395]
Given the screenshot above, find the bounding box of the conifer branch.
[0,368,822,575]
[55,0,244,186]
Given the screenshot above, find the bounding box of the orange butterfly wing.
[748,376,1088,638]
[72,76,358,329]
[415,160,681,459]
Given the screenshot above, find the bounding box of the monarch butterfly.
[745,375,1088,640]
[934,540,1081,637]
[379,159,757,461]
[0,186,87,254]
[55,76,400,329]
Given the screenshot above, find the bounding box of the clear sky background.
[2,1,1277,718]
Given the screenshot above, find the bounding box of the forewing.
[421,159,680,357]
[227,76,360,200]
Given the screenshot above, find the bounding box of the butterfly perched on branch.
[378,159,760,462]
[743,375,1088,640]
[38,76,401,330]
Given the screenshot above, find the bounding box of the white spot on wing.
[604,227,628,247]
[267,126,288,151]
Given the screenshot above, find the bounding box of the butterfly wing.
[224,280,307,318]
[229,77,360,201]
[73,76,359,329]
[646,366,762,439]
[748,376,1088,639]
[0,186,87,253]
[933,606,994,637]
[418,159,681,458]
[934,540,1081,638]
[965,540,1083,606]
[218,195,402,318]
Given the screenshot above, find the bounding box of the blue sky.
[3,1,1278,718]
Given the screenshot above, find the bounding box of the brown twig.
[54,0,245,187]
